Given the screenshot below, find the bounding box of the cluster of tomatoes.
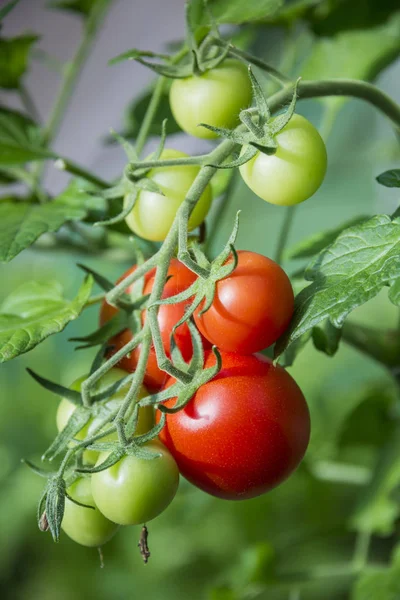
[58,251,310,548]
[57,57,328,549]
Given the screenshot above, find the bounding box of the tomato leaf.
[0,35,38,89]
[0,200,88,263]
[0,277,93,363]
[301,12,400,111]
[0,106,54,164]
[350,429,400,535]
[376,169,400,188]
[48,0,102,17]
[286,215,370,260]
[275,215,400,357]
[0,0,21,22]
[311,319,341,356]
[208,0,282,24]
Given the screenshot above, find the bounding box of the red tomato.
[194,250,294,354]
[158,351,310,500]
[100,259,199,391]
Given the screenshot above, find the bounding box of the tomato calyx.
[204,71,300,170]
[151,212,240,330]
[139,320,222,415]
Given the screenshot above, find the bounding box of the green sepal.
[37,488,48,532]
[45,475,66,542]
[125,443,161,460]
[94,189,137,227]
[64,491,95,510]
[77,263,114,292]
[206,145,257,170]
[70,311,128,348]
[41,406,91,461]
[26,368,82,406]
[109,48,171,66]
[76,448,125,474]
[22,459,57,478]
[158,346,221,415]
[131,413,166,444]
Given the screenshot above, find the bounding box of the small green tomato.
[91,441,179,525]
[169,59,253,139]
[124,149,212,242]
[61,477,118,547]
[239,114,327,206]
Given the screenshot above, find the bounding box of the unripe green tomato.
[169,59,252,139]
[239,114,327,206]
[56,368,153,464]
[91,441,179,525]
[124,149,212,241]
[61,477,119,547]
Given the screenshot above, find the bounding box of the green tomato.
[61,477,118,547]
[91,441,179,525]
[169,59,252,139]
[124,149,212,242]
[239,114,327,206]
[56,368,153,464]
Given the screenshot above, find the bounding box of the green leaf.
[48,0,98,17]
[312,318,341,356]
[352,545,400,600]
[208,0,282,24]
[350,429,400,535]
[376,169,400,188]
[0,277,93,362]
[301,12,400,111]
[0,0,21,22]
[0,35,38,89]
[310,0,400,36]
[0,106,53,164]
[275,215,400,356]
[0,197,89,263]
[286,216,370,260]
[118,88,181,140]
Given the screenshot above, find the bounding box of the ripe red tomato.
[193,250,294,353]
[100,259,199,391]
[158,351,310,500]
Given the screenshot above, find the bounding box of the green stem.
[135,77,168,156]
[134,46,187,156]
[274,206,296,265]
[129,154,208,172]
[84,293,105,308]
[342,322,400,369]
[352,530,371,570]
[268,79,400,128]
[54,157,110,188]
[44,2,111,147]
[19,83,41,123]
[35,0,111,184]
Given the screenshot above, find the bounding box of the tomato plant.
[125,149,212,241]
[158,351,310,499]
[194,250,294,353]
[61,477,119,547]
[91,441,180,525]
[3,0,400,589]
[169,59,253,139]
[239,114,327,206]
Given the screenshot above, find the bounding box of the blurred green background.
[1,1,400,599]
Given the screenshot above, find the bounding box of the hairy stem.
[274,206,296,265]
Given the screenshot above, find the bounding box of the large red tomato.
[194,251,294,354]
[158,351,310,500]
[100,259,199,391]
